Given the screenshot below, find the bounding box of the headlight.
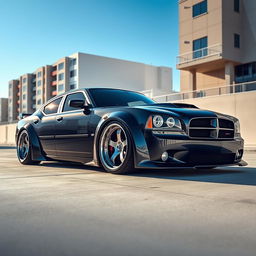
[153,115,164,128]
[146,115,182,131]
[166,117,175,128]
[234,120,240,134]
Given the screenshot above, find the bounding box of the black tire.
[17,130,41,165]
[98,122,134,174]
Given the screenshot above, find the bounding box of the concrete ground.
[0,148,256,256]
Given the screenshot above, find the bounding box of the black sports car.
[16,88,247,174]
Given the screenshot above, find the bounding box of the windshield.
[88,88,155,107]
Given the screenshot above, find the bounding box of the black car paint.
[16,88,245,169]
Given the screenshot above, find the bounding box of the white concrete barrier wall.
[0,123,16,145]
[175,91,256,149]
[0,91,255,149]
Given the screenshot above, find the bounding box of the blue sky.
[0,0,179,98]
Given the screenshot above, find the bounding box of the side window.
[63,92,86,112]
[44,97,62,115]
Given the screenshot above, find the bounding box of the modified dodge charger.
[16,88,247,174]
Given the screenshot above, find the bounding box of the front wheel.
[99,122,134,174]
[17,130,40,165]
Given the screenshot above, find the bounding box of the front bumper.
[136,132,246,169]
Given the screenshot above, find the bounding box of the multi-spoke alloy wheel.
[18,131,30,161]
[99,123,134,174]
[17,130,40,165]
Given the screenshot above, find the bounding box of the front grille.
[189,118,234,139]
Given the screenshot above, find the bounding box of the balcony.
[176,44,223,70]
[17,92,20,97]
[52,90,57,96]
[52,70,57,76]
[52,81,57,86]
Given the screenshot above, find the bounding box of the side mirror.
[69,99,86,109]
[19,113,32,120]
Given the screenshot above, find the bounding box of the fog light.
[161,152,169,162]
[235,150,243,160]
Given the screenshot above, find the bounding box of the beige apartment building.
[8,52,172,122]
[0,98,8,122]
[177,0,256,91]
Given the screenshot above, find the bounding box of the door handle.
[56,116,63,122]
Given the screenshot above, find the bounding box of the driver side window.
[63,92,86,112]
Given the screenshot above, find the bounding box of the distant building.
[8,52,173,122]
[177,0,256,91]
[0,98,8,123]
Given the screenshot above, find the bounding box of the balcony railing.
[52,70,57,76]
[177,44,222,65]
[152,81,256,103]
[52,81,57,86]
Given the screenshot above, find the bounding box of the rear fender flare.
[17,123,46,161]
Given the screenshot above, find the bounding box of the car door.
[35,97,63,158]
[54,91,93,162]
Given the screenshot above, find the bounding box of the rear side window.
[44,97,62,115]
[63,92,86,112]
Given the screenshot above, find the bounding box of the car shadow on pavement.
[130,167,256,186]
[41,161,256,186]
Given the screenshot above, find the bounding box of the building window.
[234,0,240,12]
[58,73,64,81]
[235,62,256,83]
[37,71,42,78]
[252,63,256,75]
[37,99,42,105]
[193,0,207,18]
[69,58,77,66]
[58,62,64,70]
[37,90,41,95]
[58,84,64,91]
[22,94,26,100]
[23,85,27,91]
[234,34,240,48]
[193,37,208,59]
[70,83,77,90]
[37,80,42,87]
[70,70,77,77]
[22,78,27,84]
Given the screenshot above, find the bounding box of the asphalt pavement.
[0,147,256,256]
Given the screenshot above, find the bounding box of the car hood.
[134,103,230,119]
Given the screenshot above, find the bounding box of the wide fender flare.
[17,123,46,161]
[93,111,150,167]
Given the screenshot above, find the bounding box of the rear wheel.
[99,122,134,174]
[17,130,40,165]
